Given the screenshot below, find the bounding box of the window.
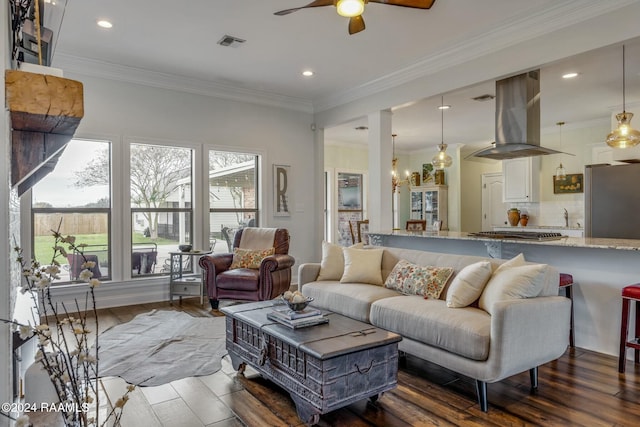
[208,150,259,253]
[130,144,193,276]
[31,139,111,283]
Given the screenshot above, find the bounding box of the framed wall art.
[273,164,291,216]
[553,173,583,194]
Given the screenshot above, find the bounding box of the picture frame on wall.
[273,164,291,216]
[553,173,583,194]
[422,163,433,183]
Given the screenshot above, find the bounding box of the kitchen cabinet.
[409,185,448,230]
[502,157,539,202]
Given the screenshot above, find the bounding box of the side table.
[168,250,212,305]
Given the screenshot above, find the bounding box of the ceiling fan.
[274,0,437,35]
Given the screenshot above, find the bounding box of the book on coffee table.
[267,311,329,329]
[273,306,322,320]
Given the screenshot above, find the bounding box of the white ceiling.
[42,0,640,151]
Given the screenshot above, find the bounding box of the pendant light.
[432,96,453,169]
[391,134,409,193]
[555,122,567,181]
[606,45,640,148]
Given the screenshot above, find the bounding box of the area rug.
[94,310,227,386]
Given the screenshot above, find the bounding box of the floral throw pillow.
[384,259,454,299]
[230,247,275,270]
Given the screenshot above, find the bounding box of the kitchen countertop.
[369,230,640,251]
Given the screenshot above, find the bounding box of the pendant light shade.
[606,112,640,148]
[555,163,567,181]
[432,143,453,169]
[555,122,567,181]
[432,96,453,169]
[606,45,640,148]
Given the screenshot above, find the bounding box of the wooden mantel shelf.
[5,69,84,195]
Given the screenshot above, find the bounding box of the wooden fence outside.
[34,213,108,236]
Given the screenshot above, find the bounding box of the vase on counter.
[519,214,529,226]
[508,208,520,226]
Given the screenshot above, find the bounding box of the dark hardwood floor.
[83,300,640,426]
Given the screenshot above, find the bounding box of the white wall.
[40,72,317,304]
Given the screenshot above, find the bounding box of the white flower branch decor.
[1,227,134,427]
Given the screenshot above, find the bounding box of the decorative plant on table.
[1,228,134,427]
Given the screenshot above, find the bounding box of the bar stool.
[619,284,640,373]
[559,273,575,348]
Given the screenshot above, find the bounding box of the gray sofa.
[298,246,571,411]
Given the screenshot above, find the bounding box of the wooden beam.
[5,69,84,133]
[5,69,84,193]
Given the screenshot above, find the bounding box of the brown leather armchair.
[199,228,295,309]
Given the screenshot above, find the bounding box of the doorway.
[481,172,506,230]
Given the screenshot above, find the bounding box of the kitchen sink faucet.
[564,208,569,228]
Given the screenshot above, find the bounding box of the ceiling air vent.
[472,94,495,102]
[217,35,246,48]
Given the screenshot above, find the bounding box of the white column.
[313,126,325,261]
[367,111,393,232]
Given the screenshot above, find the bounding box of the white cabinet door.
[503,157,539,202]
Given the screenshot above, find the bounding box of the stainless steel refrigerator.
[585,163,640,239]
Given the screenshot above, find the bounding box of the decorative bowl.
[178,244,192,252]
[281,295,314,312]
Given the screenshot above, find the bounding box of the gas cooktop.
[467,231,564,241]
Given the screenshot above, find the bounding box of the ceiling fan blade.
[348,15,366,35]
[274,0,335,16]
[368,0,436,9]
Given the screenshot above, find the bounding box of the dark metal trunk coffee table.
[221,300,402,426]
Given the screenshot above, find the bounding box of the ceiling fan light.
[606,112,640,148]
[336,0,365,17]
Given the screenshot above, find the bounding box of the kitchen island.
[369,230,640,357]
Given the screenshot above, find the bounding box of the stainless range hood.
[473,70,566,160]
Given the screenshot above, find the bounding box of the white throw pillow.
[340,247,384,285]
[479,263,547,315]
[317,241,344,281]
[493,253,526,273]
[446,261,493,308]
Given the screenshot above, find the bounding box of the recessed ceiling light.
[97,20,113,29]
[302,70,314,77]
[562,72,579,79]
[438,105,451,110]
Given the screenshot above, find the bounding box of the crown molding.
[52,53,314,114]
[312,0,639,113]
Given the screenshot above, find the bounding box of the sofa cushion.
[230,247,274,269]
[384,259,453,299]
[479,263,547,315]
[316,241,364,281]
[446,261,493,308]
[493,253,526,273]
[216,268,260,291]
[317,241,344,281]
[302,281,399,323]
[341,247,384,285]
[380,248,504,300]
[370,296,491,361]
